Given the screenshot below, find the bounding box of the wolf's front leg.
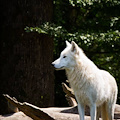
[78,103,85,120]
[90,104,97,120]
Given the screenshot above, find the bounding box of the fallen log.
[3,94,54,120]
[62,82,75,99]
[2,94,120,120]
[2,94,82,120]
[62,82,77,107]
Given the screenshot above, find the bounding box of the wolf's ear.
[71,41,79,55]
[66,41,71,47]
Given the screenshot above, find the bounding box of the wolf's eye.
[63,56,67,58]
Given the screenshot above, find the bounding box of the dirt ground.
[0,112,32,120]
[0,111,120,120]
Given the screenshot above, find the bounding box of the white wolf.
[52,41,118,120]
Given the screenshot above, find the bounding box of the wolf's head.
[52,41,82,70]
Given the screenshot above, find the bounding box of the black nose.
[51,63,55,66]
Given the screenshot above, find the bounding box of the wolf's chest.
[68,70,89,91]
[68,73,98,104]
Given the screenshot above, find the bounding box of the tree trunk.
[0,0,54,114]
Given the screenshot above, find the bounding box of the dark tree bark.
[0,0,54,114]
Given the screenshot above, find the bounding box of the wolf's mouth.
[55,66,65,70]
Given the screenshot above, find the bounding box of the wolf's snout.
[51,62,55,67]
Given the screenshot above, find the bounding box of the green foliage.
[25,24,120,54]
[25,0,120,104]
[69,0,120,7]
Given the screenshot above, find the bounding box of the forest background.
[1,0,120,114]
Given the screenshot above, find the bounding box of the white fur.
[52,41,118,120]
